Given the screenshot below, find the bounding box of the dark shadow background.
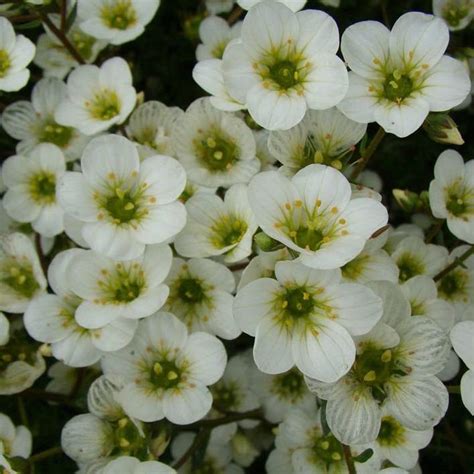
[0,0,473,472]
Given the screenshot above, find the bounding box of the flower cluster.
[0,0,472,473]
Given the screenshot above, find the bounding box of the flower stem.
[343,445,357,474]
[190,408,263,429]
[172,428,210,469]
[425,219,444,243]
[227,6,244,25]
[36,10,85,65]
[447,385,461,394]
[434,245,474,282]
[350,126,386,180]
[28,446,63,464]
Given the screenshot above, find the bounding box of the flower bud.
[423,113,464,146]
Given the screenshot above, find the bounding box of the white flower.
[307,283,450,445]
[429,149,474,244]
[103,456,175,474]
[237,0,307,12]
[63,245,171,347]
[221,1,348,130]
[341,231,399,284]
[102,312,227,424]
[172,98,259,188]
[0,413,32,459]
[251,367,314,423]
[0,233,47,313]
[205,0,234,15]
[24,249,102,366]
[34,15,107,79]
[77,0,161,45]
[171,430,244,474]
[126,101,183,158]
[433,0,474,31]
[1,78,92,161]
[267,108,367,175]
[450,320,474,414]
[55,57,137,135]
[0,17,35,92]
[2,144,66,237]
[436,245,474,317]
[248,164,388,269]
[57,134,186,260]
[165,257,240,339]
[368,409,433,470]
[210,351,260,424]
[174,184,258,263]
[0,318,45,395]
[193,58,246,112]
[196,16,242,61]
[237,248,290,291]
[234,260,383,381]
[266,407,381,474]
[390,235,448,282]
[400,275,455,332]
[46,362,81,395]
[383,224,425,256]
[338,12,471,137]
[61,375,149,466]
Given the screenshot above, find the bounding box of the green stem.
[36,10,85,65]
[447,385,461,394]
[189,408,263,429]
[28,446,62,464]
[172,428,210,469]
[343,445,357,474]
[434,245,474,282]
[350,127,386,180]
[425,219,444,243]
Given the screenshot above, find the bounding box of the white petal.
[162,385,212,424]
[253,315,294,374]
[292,320,355,382]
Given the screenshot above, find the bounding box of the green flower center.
[443,3,470,27]
[101,0,137,30]
[342,254,370,281]
[88,89,121,121]
[196,133,238,172]
[269,60,299,90]
[0,329,38,372]
[285,287,315,317]
[277,200,345,252]
[438,269,468,301]
[212,380,241,411]
[271,368,306,399]
[352,345,407,403]
[71,31,96,60]
[383,70,413,103]
[410,300,425,316]
[110,417,149,459]
[1,260,40,299]
[97,180,149,227]
[195,458,220,474]
[210,214,248,249]
[293,226,325,252]
[211,41,227,59]
[149,359,183,389]
[378,416,406,446]
[178,278,205,303]
[97,262,146,303]
[396,254,424,282]
[311,433,344,464]
[445,182,472,218]
[39,121,74,148]
[28,171,56,204]
[0,49,10,78]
